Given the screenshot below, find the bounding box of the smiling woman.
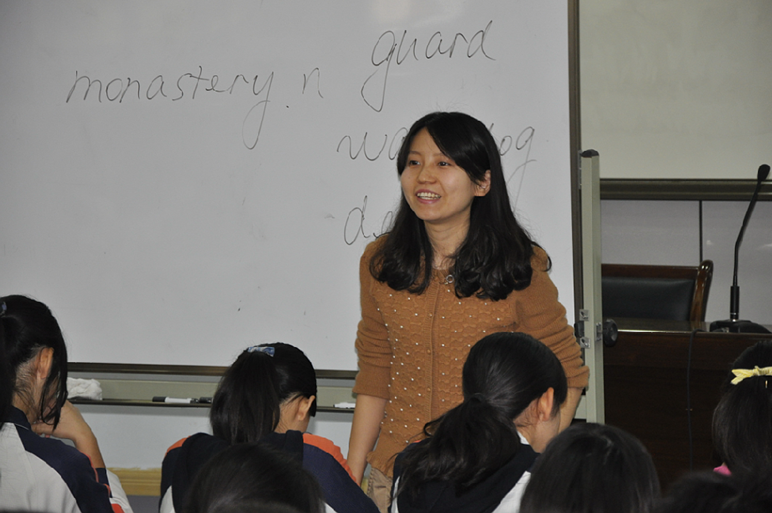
[399,127,490,257]
[347,111,588,513]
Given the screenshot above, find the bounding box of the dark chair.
[601,261,714,322]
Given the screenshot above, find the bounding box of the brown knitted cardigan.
[353,238,590,476]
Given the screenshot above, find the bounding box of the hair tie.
[469,392,487,403]
[247,346,275,357]
[730,366,772,385]
[0,301,7,317]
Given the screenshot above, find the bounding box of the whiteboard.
[581,0,772,180]
[0,1,576,370]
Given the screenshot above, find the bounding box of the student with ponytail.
[160,342,377,513]
[390,332,567,513]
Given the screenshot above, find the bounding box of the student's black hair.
[396,332,567,498]
[712,339,772,478]
[183,442,325,513]
[371,111,544,300]
[654,471,772,513]
[209,342,318,444]
[519,423,660,513]
[0,295,68,428]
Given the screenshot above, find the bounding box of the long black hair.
[396,332,567,497]
[372,111,543,300]
[520,423,660,513]
[210,342,318,445]
[712,339,772,478]
[0,295,68,427]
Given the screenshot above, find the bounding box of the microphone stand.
[710,164,771,333]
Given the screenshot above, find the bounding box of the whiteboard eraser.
[334,402,356,409]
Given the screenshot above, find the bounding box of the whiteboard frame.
[0,1,589,378]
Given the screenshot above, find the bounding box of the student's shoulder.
[163,433,222,462]
[302,433,356,480]
[302,432,345,457]
[165,436,189,455]
[15,423,90,468]
[13,426,112,506]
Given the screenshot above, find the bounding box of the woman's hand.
[32,400,106,468]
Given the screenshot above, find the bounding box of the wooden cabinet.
[603,319,770,490]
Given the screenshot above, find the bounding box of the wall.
[581,0,772,180]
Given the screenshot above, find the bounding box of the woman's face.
[400,128,489,233]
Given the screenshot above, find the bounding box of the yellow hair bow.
[730,366,772,385]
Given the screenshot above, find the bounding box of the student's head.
[520,423,660,513]
[395,111,512,232]
[0,295,68,427]
[183,442,325,513]
[655,471,772,513]
[210,342,317,444]
[461,331,568,451]
[712,339,772,478]
[397,332,567,496]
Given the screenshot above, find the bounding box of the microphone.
[710,164,771,333]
